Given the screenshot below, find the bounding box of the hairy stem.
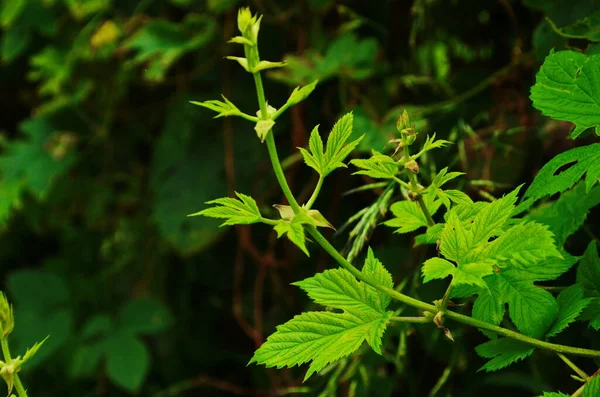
[390,316,431,324]
[0,337,27,397]
[402,143,434,227]
[305,176,324,210]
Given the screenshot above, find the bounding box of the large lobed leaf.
[250,248,394,380]
[422,187,566,338]
[530,50,600,138]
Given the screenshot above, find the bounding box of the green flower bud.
[0,292,14,338]
[404,159,419,174]
[396,109,410,133]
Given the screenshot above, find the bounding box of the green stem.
[392,176,413,192]
[558,353,590,380]
[402,143,434,227]
[306,226,600,358]
[0,338,27,397]
[250,37,600,361]
[390,316,430,324]
[439,284,454,312]
[305,176,324,210]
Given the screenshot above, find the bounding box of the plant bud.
[396,109,410,133]
[0,293,14,338]
[404,160,419,174]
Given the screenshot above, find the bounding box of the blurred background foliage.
[0,0,599,395]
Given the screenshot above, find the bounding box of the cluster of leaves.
[2,0,600,396]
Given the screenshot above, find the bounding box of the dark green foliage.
[1,0,600,396]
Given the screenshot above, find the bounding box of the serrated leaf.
[546,284,592,337]
[432,167,465,188]
[528,183,600,246]
[531,50,600,138]
[473,221,562,267]
[274,216,310,256]
[475,338,534,372]
[299,126,325,173]
[422,258,455,283]
[351,151,400,179]
[420,133,452,153]
[249,310,393,381]
[524,144,600,203]
[21,336,49,364]
[285,79,319,107]
[190,192,262,226]
[301,114,363,176]
[435,188,564,338]
[324,113,363,175]
[539,393,570,397]
[583,375,600,397]
[470,186,521,246]
[362,247,394,309]
[252,60,287,73]
[252,254,394,380]
[383,197,441,234]
[190,95,241,118]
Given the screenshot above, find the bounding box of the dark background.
[0,0,598,395]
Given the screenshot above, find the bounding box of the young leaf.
[431,167,464,188]
[539,393,570,397]
[545,284,592,338]
[190,95,242,119]
[475,338,534,372]
[298,126,325,174]
[530,50,600,138]
[351,151,400,179]
[189,192,263,226]
[285,79,319,107]
[383,197,441,234]
[420,133,452,154]
[251,252,394,380]
[300,113,363,177]
[523,143,600,202]
[274,216,310,256]
[431,188,565,337]
[324,113,364,175]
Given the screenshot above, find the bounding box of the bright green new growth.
[190,7,600,394]
[299,113,364,177]
[189,192,262,226]
[423,187,566,338]
[383,196,441,234]
[249,248,394,380]
[531,50,600,138]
